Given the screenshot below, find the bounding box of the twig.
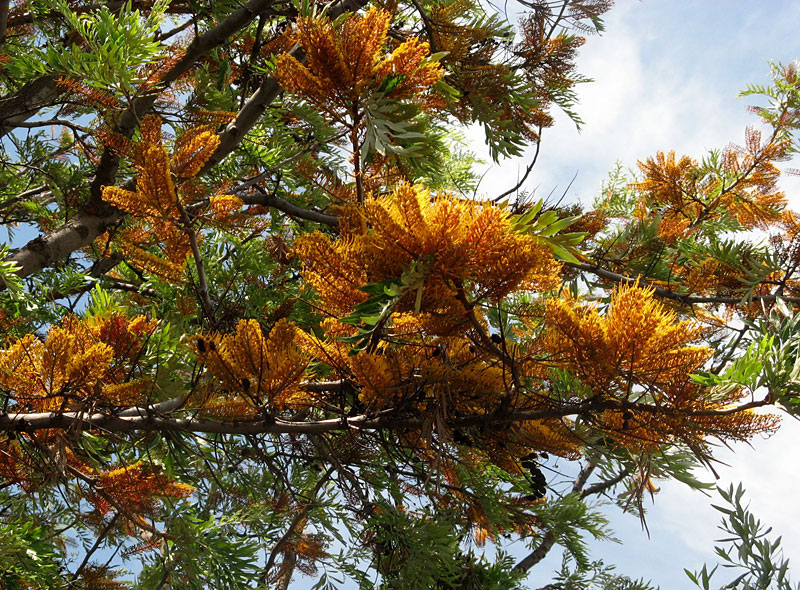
[263,467,334,580]
[70,512,121,582]
[494,125,544,202]
[176,200,217,327]
[568,261,800,305]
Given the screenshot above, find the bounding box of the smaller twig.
[409,0,438,53]
[568,261,800,305]
[494,125,543,202]
[70,512,121,582]
[242,189,339,227]
[155,16,196,42]
[176,200,217,327]
[514,460,599,573]
[263,467,334,579]
[10,119,92,134]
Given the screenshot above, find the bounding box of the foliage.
[686,485,799,590]
[0,0,798,588]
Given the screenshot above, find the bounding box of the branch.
[0,0,9,45]
[514,531,555,573]
[493,125,544,202]
[263,467,334,580]
[7,209,124,281]
[10,118,92,134]
[580,465,634,499]
[176,200,217,326]
[0,185,50,214]
[241,190,340,227]
[0,404,578,436]
[408,0,438,53]
[70,512,121,582]
[0,391,772,436]
[568,262,800,305]
[0,76,61,138]
[513,461,597,573]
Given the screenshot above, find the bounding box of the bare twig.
[494,125,544,202]
[176,200,217,326]
[70,512,121,582]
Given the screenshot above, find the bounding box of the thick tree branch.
[0,0,9,45]
[0,75,61,138]
[6,210,124,282]
[0,392,773,436]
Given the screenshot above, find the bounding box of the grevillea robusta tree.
[0,1,799,588]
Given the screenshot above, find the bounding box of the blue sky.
[468,2,800,587]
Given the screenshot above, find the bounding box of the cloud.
[470,1,800,208]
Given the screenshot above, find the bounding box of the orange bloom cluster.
[75,564,129,590]
[632,137,788,235]
[547,283,711,395]
[275,8,442,119]
[546,282,778,449]
[0,313,157,412]
[101,116,222,281]
[294,184,562,321]
[674,257,744,296]
[197,319,310,416]
[57,76,120,111]
[303,315,509,412]
[90,461,194,516]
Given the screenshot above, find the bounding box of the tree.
[0,0,798,587]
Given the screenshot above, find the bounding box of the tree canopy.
[0,0,799,588]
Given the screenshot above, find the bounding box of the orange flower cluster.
[674,257,744,295]
[294,184,562,321]
[197,319,310,416]
[101,116,223,281]
[75,564,129,590]
[275,8,442,120]
[90,461,193,516]
[303,315,509,412]
[632,137,788,236]
[546,282,778,449]
[57,76,120,111]
[0,313,157,412]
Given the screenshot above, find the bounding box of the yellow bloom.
[275,8,442,117]
[295,184,561,325]
[546,281,778,449]
[199,319,310,413]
